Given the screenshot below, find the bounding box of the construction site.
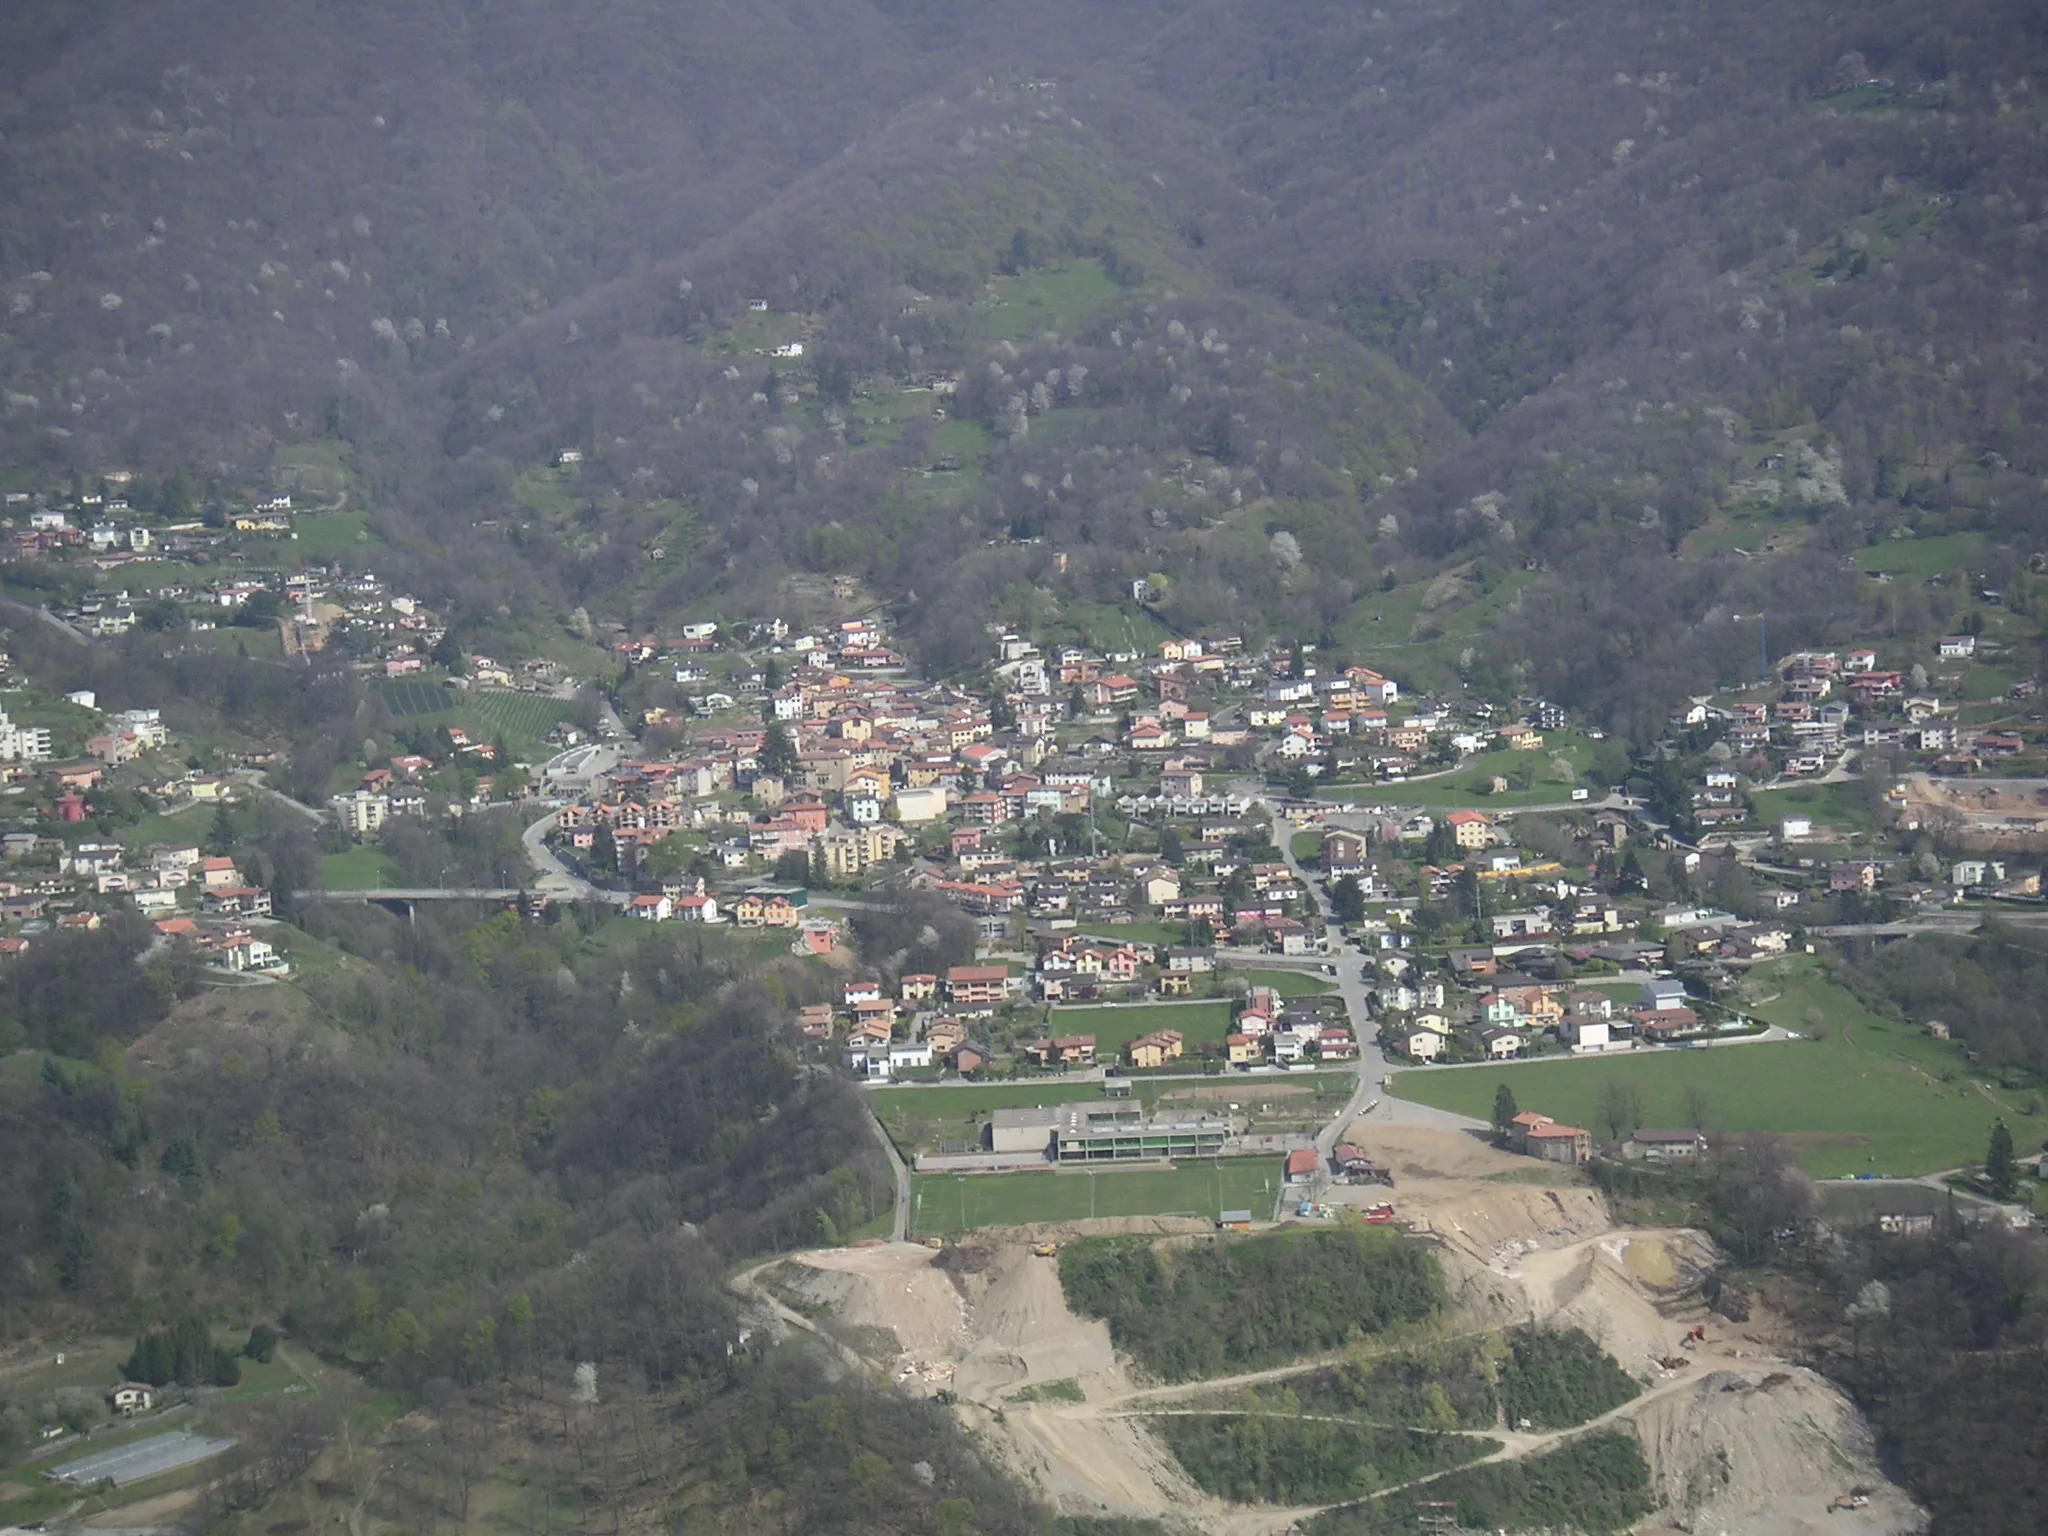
[734,1126,1925,1536]
[1899,772,2048,848]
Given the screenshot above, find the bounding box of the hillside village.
[1,470,2045,1094]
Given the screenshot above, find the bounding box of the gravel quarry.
[738,1127,1924,1534]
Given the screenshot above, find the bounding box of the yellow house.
[844,764,890,797]
[1226,1033,1262,1067]
[1126,1030,1184,1069]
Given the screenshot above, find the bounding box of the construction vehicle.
[1682,1323,1707,1348]
[1828,1492,1871,1512]
[921,1236,944,1250]
[1031,1240,1059,1258]
[1363,1202,1395,1225]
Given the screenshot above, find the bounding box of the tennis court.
[50,1429,236,1486]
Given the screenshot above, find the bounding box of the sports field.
[1047,1000,1233,1052]
[908,1158,1282,1235]
[1389,961,2021,1178]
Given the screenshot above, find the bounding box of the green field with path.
[1388,961,2019,1178]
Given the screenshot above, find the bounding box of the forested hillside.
[0,897,1069,1532]
[4,0,2045,729]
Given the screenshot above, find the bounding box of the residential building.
[1623,1128,1709,1162]
[946,965,1009,1006]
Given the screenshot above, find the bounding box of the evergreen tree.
[205,802,236,856]
[1986,1118,2018,1199]
[1492,1084,1519,1141]
[1330,875,1365,924]
[760,721,798,779]
[589,823,618,878]
[1423,821,1456,867]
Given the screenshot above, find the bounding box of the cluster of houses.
[1670,637,2034,813]
[1373,917,1787,1063]
[821,964,1021,1081]
[1224,983,1356,1068]
[0,831,283,973]
[1505,1110,1708,1169]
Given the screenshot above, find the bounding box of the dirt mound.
[992,1406,1209,1518]
[776,1244,971,1361]
[953,1246,1121,1400]
[1340,1124,1530,1179]
[1631,1366,1925,1536]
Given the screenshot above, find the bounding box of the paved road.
[866,1103,911,1242]
[0,596,89,646]
[300,887,528,902]
[1260,799,1485,1156]
[520,809,626,902]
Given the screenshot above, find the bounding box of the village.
[0,471,2044,1103]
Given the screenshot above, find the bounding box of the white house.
[1401,1028,1443,1062]
[628,893,673,922]
[888,1041,933,1072]
[1566,1018,1613,1054]
[673,894,720,923]
[1937,635,1977,659]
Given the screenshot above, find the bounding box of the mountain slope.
[2,0,2044,724]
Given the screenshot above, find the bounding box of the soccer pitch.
[908,1158,1282,1235]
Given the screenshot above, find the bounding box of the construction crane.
[1730,608,1849,686]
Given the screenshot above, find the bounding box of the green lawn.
[114,801,210,851]
[1049,1000,1233,1052]
[908,1159,1282,1236]
[294,511,378,558]
[1389,961,2018,1177]
[1318,737,1598,809]
[1045,599,1178,659]
[973,259,1123,341]
[1237,967,1337,997]
[321,848,403,889]
[1855,533,1984,578]
[1067,919,1198,947]
[1749,779,1878,835]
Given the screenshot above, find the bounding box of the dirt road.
[731,1130,1923,1536]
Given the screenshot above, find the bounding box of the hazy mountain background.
[4,0,2046,729]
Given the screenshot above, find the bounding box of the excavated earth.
[750,1128,1925,1534]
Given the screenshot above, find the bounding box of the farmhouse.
[1525,1121,1593,1166]
[1624,1128,1709,1162]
